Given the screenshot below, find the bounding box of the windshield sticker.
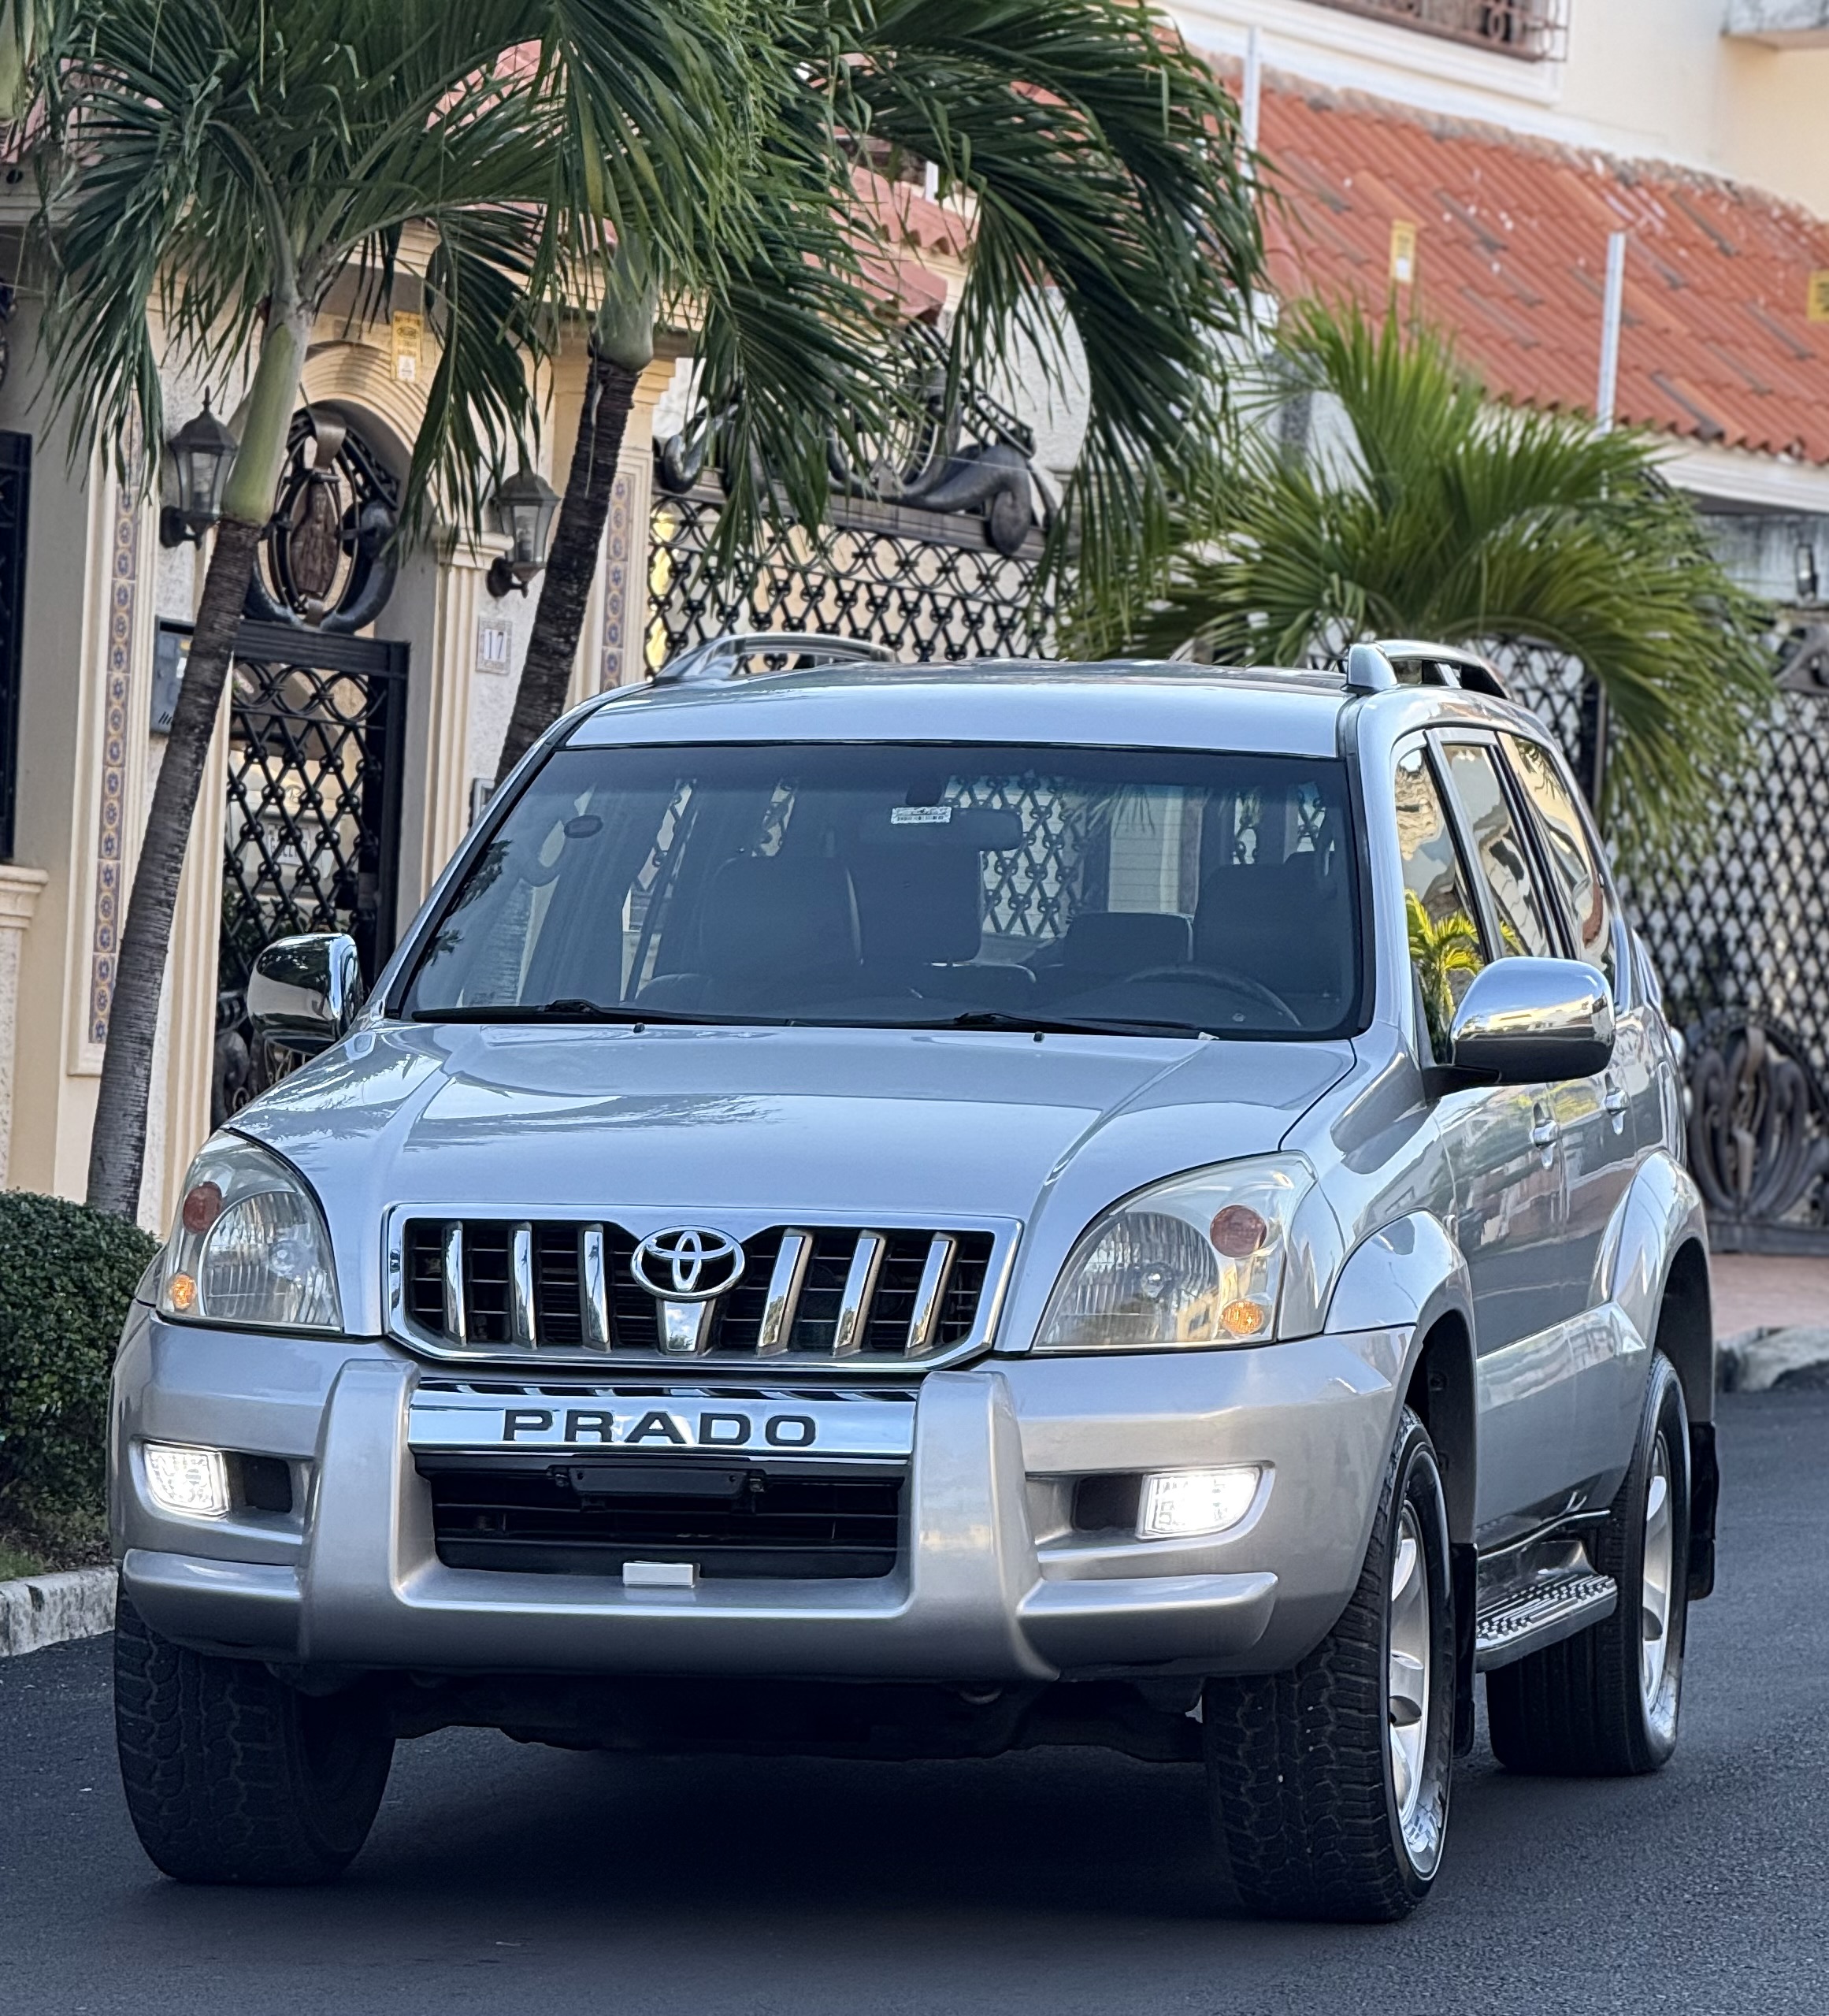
[891,806,952,826]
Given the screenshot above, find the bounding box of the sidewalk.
[1711,1253,1829,1341]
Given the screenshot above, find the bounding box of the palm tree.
[1135,299,1772,854]
[492,0,1264,780]
[30,0,749,1218]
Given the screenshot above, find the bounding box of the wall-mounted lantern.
[159,393,239,548]
[486,462,561,597]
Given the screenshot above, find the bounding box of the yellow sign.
[1390,220,1418,288]
[391,310,425,382]
[1808,272,1829,324]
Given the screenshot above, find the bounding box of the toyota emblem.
[629,1227,746,1303]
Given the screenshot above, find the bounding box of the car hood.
[237,1022,1354,1336]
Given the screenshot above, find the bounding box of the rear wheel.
[114,1591,394,1884]
[1488,1352,1690,1776]
[1201,1408,1455,1921]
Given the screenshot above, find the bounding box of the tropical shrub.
[0,1191,158,1561]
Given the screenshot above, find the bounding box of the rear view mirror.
[247,934,365,1057]
[1447,958,1614,1084]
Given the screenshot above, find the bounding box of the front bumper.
[113,1312,1411,1683]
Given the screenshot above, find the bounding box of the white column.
[599,360,672,688]
[0,864,49,1187]
[154,678,231,1226]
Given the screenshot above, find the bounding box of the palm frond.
[1137,297,1772,860]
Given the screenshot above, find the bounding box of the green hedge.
[0,1192,158,1561]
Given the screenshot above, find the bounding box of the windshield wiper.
[918,1010,1209,1039]
[407,1000,761,1027]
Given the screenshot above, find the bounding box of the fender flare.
[1600,1152,1713,1424]
[1324,1212,1476,1541]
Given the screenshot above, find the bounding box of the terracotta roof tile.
[1248,70,1829,463]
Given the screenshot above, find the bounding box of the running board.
[1475,1572,1617,1671]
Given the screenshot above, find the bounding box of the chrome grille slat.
[580,1224,610,1350]
[509,1224,536,1343]
[832,1233,887,1358]
[399,1216,1004,1368]
[758,1229,813,1355]
[905,1234,957,1357]
[442,1223,466,1345]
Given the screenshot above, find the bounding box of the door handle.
[1602,1076,1629,1131]
[1529,1103,1560,1165]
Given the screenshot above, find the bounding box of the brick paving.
[1711,1252,1829,1339]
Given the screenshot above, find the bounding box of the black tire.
[1488,1351,1690,1777]
[113,1590,394,1884]
[1202,1407,1456,1922]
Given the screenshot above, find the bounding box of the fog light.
[143,1442,231,1519]
[1137,1465,1261,1540]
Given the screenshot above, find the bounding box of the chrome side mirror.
[247,934,365,1057]
[1448,957,1614,1084]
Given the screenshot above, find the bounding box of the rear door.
[1501,732,1649,1498]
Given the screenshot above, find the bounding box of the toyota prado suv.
[110,634,1716,1921]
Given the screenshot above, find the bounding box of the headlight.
[158,1134,341,1332]
[1033,1156,1315,1353]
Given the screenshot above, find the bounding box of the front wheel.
[114,1591,395,1884]
[1201,1407,1456,1921]
[1488,1351,1690,1776]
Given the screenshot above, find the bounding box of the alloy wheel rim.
[1640,1431,1674,1710]
[1387,1502,1431,1832]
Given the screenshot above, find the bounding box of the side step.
[1475,1572,1617,1672]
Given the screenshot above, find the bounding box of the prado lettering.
[494,1405,818,1450]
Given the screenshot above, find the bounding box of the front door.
[215,620,408,1122]
[1392,740,1569,1540]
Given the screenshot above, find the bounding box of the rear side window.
[1438,743,1558,962]
[1393,745,1486,1062]
[1503,735,1617,993]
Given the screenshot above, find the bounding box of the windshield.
[401,742,1363,1039]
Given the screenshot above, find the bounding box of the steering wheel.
[1126,964,1303,1030]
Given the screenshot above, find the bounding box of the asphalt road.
[5,1389,1827,2016]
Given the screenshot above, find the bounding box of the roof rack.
[652,631,897,687]
[1343,639,1509,699]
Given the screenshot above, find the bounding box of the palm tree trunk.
[86,302,310,1220]
[495,343,638,783]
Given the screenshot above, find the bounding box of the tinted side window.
[1394,744,1486,1062]
[1503,734,1617,993]
[1439,742,1557,962]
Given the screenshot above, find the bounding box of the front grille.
[399,1218,1000,1366]
[418,1454,903,1580]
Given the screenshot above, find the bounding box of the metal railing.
[1304,0,1569,61]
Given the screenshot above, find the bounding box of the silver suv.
[111,636,1716,1921]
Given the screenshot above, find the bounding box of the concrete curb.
[0,1567,115,1658]
[1719,1325,1829,1394]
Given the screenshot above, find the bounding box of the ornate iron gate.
[214,620,407,1121]
[1501,638,1829,1253]
[647,487,1052,666]
[647,328,1054,666]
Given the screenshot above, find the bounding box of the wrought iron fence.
[647,488,1052,670]
[1499,638,1829,1253]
